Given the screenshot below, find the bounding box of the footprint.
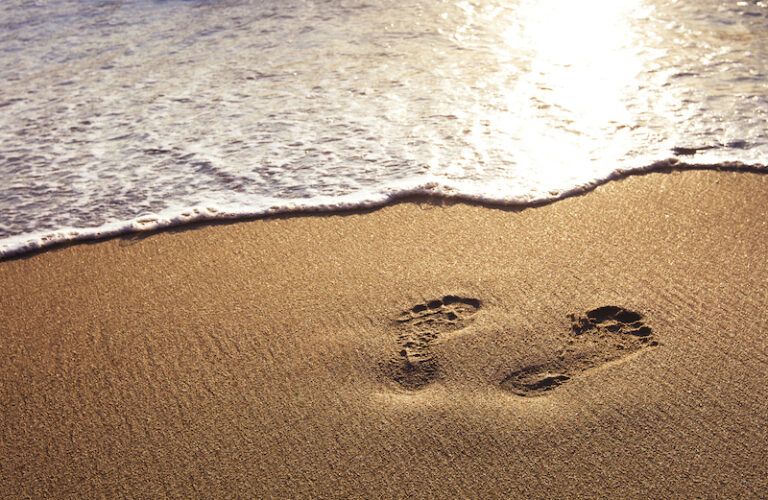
[386,295,481,390]
[500,306,657,397]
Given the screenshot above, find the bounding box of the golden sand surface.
[2,170,767,498]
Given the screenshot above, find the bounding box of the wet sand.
[1,170,767,498]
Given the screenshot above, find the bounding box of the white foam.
[1,0,767,258]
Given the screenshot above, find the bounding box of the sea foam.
[1,0,766,258]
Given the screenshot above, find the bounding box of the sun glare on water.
[459,0,652,187]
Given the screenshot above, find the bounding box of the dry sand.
[1,170,767,498]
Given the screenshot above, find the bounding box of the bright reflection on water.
[489,0,647,184]
[0,0,766,250]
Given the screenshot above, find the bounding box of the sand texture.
[1,170,767,498]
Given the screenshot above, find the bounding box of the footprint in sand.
[386,295,481,390]
[501,306,658,397]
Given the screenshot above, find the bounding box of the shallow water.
[1,0,766,256]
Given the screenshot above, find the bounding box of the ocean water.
[1,0,766,257]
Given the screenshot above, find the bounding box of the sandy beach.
[1,169,767,498]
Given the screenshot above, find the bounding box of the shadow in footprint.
[502,366,572,397]
[501,306,657,397]
[385,295,481,390]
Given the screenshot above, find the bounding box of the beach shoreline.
[2,160,765,262]
[2,170,767,498]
